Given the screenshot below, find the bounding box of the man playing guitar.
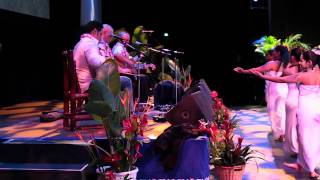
[112,31,155,75]
[112,31,156,103]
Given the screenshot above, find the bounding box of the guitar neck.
[134,63,147,69]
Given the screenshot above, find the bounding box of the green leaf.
[85,79,115,117]
[253,35,280,56]
[282,34,311,50]
[99,59,121,97]
[158,72,173,81]
[85,101,113,118]
[105,112,123,137]
[166,59,181,80]
[132,25,148,44]
[183,65,191,78]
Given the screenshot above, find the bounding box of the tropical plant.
[253,34,311,57]
[252,35,281,56]
[282,33,311,51]
[198,91,264,167]
[132,25,148,46]
[81,59,147,174]
[158,57,192,90]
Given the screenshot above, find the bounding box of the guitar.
[118,61,156,75]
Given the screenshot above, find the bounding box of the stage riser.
[0,139,107,180]
[0,169,96,180]
[0,143,92,164]
[0,138,111,164]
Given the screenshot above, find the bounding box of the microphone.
[161,48,171,52]
[148,47,171,56]
[161,48,184,55]
[134,41,149,46]
[173,50,184,55]
[112,34,124,40]
[142,30,154,33]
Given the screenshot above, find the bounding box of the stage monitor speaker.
[165,89,214,127]
[183,79,212,108]
[184,79,211,99]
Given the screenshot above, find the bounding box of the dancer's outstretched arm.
[250,70,300,83]
[233,61,280,74]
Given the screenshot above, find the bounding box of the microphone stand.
[173,54,178,105]
[126,43,143,104]
[146,47,171,81]
[160,49,184,105]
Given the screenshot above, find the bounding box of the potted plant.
[78,59,149,180]
[198,91,264,180]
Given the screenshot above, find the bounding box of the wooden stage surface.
[0,101,316,179]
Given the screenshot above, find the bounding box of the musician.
[98,24,134,109]
[73,21,105,93]
[112,31,155,102]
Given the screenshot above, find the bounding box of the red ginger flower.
[208,123,219,139]
[122,118,134,135]
[221,120,233,143]
[134,143,143,159]
[105,171,115,180]
[234,137,244,156]
[102,153,121,167]
[211,90,219,99]
[140,114,148,127]
[214,98,223,110]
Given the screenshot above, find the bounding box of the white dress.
[265,80,270,103]
[265,71,288,139]
[283,83,299,154]
[297,85,320,172]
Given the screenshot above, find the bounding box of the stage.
[0,101,313,179]
[0,100,170,140]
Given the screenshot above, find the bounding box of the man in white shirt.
[112,31,153,103]
[112,31,137,74]
[98,24,134,110]
[73,21,105,93]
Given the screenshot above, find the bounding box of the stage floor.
[0,101,313,179]
[0,100,170,140]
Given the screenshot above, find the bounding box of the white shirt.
[112,42,129,58]
[73,34,106,93]
[98,41,114,59]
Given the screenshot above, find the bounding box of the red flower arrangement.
[76,90,151,178]
[198,90,263,167]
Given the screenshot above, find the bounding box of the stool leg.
[63,99,70,127]
[70,99,77,131]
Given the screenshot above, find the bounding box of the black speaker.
[165,81,214,127]
[184,79,211,100]
[154,80,184,107]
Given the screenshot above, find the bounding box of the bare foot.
[283,162,302,172]
[310,171,320,179]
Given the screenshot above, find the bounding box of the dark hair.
[266,49,273,56]
[82,21,103,34]
[303,50,320,68]
[275,45,290,67]
[311,51,320,68]
[290,47,302,62]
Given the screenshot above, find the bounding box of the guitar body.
[116,59,153,75]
